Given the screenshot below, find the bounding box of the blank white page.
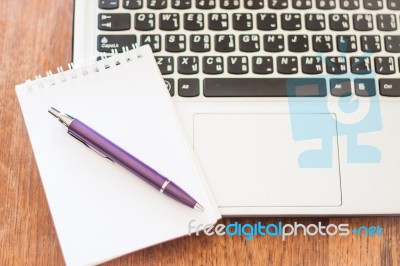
[16,45,220,266]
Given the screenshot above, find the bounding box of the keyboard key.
[387,0,400,9]
[350,57,372,74]
[159,13,179,30]
[233,13,253,30]
[305,14,326,31]
[165,35,186,52]
[329,14,350,31]
[384,36,400,52]
[178,56,200,74]
[337,35,357,52]
[292,0,312,9]
[312,35,333,52]
[316,0,336,9]
[244,0,264,9]
[172,0,191,9]
[355,79,376,97]
[339,0,359,9]
[375,57,396,74]
[264,34,285,52]
[353,14,373,31]
[135,13,155,30]
[96,0,400,101]
[252,56,274,74]
[364,0,383,9]
[97,35,137,52]
[281,13,302,30]
[140,34,161,52]
[361,35,381,52]
[208,13,229,30]
[302,56,323,74]
[215,35,235,52]
[239,35,260,52]
[220,0,240,9]
[164,79,175,96]
[156,56,174,74]
[203,56,224,74]
[184,14,204,31]
[268,0,289,9]
[203,78,327,97]
[98,13,131,31]
[190,34,211,52]
[277,56,298,74]
[330,79,352,97]
[99,0,118,9]
[326,56,347,74]
[178,79,200,97]
[196,0,216,9]
[148,0,167,9]
[257,14,277,30]
[123,0,143,9]
[288,35,309,52]
[227,56,249,74]
[379,79,400,96]
[377,15,397,31]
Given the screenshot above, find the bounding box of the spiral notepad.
[16,45,220,266]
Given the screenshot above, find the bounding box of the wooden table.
[0,1,399,265]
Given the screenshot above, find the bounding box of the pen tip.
[48,107,60,118]
[194,203,204,213]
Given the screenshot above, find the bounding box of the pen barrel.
[69,119,168,189]
[68,119,197,208]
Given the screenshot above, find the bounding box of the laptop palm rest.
[193,113,342,207]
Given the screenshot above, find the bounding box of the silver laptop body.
[73,0,400,215]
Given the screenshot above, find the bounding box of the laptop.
[72,0,400,216]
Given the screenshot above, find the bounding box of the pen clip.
[68,131,114,163]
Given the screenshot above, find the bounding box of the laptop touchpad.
[193,114,342,207]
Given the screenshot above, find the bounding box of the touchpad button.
[193,114,342,207]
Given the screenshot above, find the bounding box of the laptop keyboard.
[96,0,400,98]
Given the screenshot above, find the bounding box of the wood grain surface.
[0,1,399,265]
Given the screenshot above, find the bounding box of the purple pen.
[48,107,204,212]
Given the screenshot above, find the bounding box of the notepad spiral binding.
[26,44,142,91]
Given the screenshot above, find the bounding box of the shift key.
[379,79,400,97]
[97,35,137,52]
